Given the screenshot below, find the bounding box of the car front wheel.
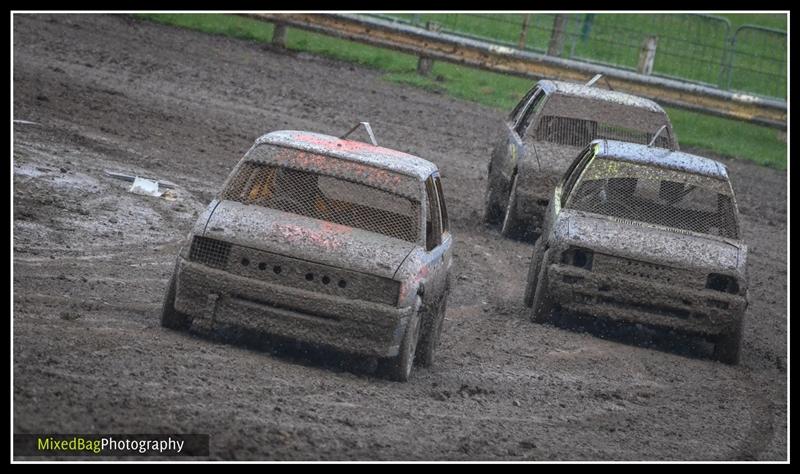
[161,272,191,330]
[416,296,447,368]
[484,174,509,226]
[524,239,545,307]
[713,320,743,365]
[377,312,421,382]
[530,264,554,324]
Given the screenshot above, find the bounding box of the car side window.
[509,86,538,124]
[433,175,449,234]
[561,145,597,206]
[425,176,443,251]
[515,89,546,137]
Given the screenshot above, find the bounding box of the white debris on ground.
[128,177,163,197]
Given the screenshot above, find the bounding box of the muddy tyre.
[500,175,526,240]
[524,239,545,307]
[713,321,743,365]
[377,313,421,382]
[530,265,554,324]
[484,175,508,226]
[161,273,191,330]
[416,296,447,368]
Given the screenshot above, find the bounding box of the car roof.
[597,139,729,180]
[254,130,437,181]
[539,80,666,114]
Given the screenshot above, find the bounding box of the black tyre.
[524,239,545,308]
[161,273,191,330]
[484,174,508,226]
[530,264,554,324]
[377,313,421,382]
[416,296,447,368]
[500,175,525,240]
[713,321,743,365]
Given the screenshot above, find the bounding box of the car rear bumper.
[174,258,414,357]
[545,264,746,336]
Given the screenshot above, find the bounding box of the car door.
[490,85,545,185]
[433,174,453,291]
[420,173,451,303]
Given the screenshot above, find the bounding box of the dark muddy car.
[162,130,453,381]
[525,140,748,364]
[485,79,678,241]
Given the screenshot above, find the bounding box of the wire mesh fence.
[725,25,788,98]
[371,13,786,100]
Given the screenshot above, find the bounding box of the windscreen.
[221,161,421,243]
[566,158,739,239]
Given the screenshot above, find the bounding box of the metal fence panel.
[562,14,731,86]
[725,25,787,98]
[372,13,785,100]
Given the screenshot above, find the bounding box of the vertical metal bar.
[568,14,580,58]
[726,28,740,91]
[581,13,595,41]
[518,14,531,50]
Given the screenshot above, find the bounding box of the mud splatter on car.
[162,129,454,381]
[525,139,747,364]
[485,79,677,242]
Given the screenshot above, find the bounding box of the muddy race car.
[161,125,453,381]
[485,77,678,241]
[524,139,748,364]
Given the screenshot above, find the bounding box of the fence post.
[417,21,441,76]
[547,14,569,57]
[518,14,531,50]
[271,22,288,48]
[637,36,658,75]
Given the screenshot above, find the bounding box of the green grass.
[138,13,786,170]
[665,107,786,168]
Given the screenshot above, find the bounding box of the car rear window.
[565,158,739,239]
[221,161,421,243]
[535,116,674,149]
[531,94,676,149]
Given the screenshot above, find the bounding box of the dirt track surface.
[13,15,787,461]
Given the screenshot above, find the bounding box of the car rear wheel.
[416,296,447,368]
[377,312,421,382]
[713,321,743,365]
[161,273,191,330]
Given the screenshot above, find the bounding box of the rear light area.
[561,246,594,270]
[706,273,740,294]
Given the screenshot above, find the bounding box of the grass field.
[138,13,787,170]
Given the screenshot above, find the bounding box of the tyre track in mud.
[13,14,787,460]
